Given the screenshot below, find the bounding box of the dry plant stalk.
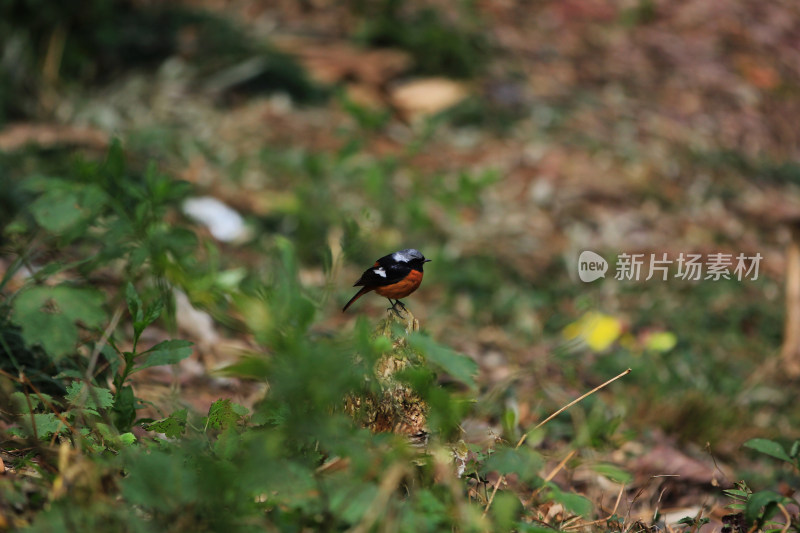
[344,307,427,439]
[482,368,632,518]
[781,224,800,377]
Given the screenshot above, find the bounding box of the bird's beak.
[424,259,432,262]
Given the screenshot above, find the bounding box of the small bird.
[343,249,431,312]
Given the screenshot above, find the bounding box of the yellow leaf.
[563,312,622,353]
[644,331,677,353]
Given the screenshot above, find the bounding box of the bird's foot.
[387,299,407,317]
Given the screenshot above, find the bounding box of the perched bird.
[343,249,431,312]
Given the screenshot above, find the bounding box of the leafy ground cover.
[1,1,799,531]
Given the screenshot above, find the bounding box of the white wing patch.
[373,267,387,278]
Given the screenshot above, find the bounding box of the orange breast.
[375,270,423,299]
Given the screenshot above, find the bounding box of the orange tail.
[342,286,373,312]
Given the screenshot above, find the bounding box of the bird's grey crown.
[392,248,425,263]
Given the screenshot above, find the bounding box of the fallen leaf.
[390,78,469,119]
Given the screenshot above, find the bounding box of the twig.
[526,450,577,505]
[484,368,632,518]
[689,507,705,533]
[653,485,670,524]
[42,24,67,84]
[349,463,407,533]
[778,503,792,533]
[563,483,626,530]
[18,372,75,435]
[0,368,22,383]
[704,441,730,487]
[481,475,504,518]
[517,368,632,449]
[24,388,38,441]
[610,481,625,516]
[0,368,76,442]
[85,303,125,380]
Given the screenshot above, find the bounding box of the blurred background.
[2,0,800,527]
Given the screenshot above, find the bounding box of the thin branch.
[86,303,125,380]
[517,368,632,449]
[526,450,577,506]
[481,475,504,518]
[778,503,792,533]
[482,368,631,519]
[349,462,407,533]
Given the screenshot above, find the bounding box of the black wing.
[353,254,411,287]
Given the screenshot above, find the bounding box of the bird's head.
[393,248,431,268]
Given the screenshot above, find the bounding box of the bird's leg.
[387,298,406,317]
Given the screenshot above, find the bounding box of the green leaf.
[25,178,107,236]
[140,297,164,332]
[12,285,106,360]
[744,439,792,463]
[546,484,592,517]
[145,409,187,439]
[16,305,77,359]
[126,284,164,341]
[135,340,193,371]
[744,490,783,525]
[103,139,126,182]
[11,392,34,413]
[591,463,632,484]
[206,399,248,431]
[36,257,94,279]
[112,386,137,431]
[724,489,750,501]
[31,413,65,439]
[103,344,121,378]
[484,446,543,484]
[408,334,478,389]
[501,408,518,437]
[490,491,523,531]
[644,331,677,353]
[125,283,143,324]
[52,286,106,327]
[213,428,240,459]
[331,482,378,524]
[13,286,75,358]
[118,432,137,446]
[218,356,270,380]
[485,447,526,475]
[120,448,200,512]
[232,403,249,416]
[30,190,84,233]
[65,382,114,411]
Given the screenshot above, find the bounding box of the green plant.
[1,141,201,453]
[0,141,634,532]
[2,143,195,378]
[108,284,192,431]
[734,439,800,533]
[723,481,796,533]
[353,2,488,78]
[0,1,325,124]
[744,438,800,472]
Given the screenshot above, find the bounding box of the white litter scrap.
[182,196,247,242]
